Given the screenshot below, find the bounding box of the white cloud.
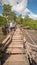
[21,8,37,20]
[0,13,2,16]
[1,0,37,20]
[2,0,27,13]
[28,12,37,20]
[2,0,8,5]
[22,8,30,16]
[2,0,27,6]
[12,0,27,13]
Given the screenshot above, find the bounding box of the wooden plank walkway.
[3,28,29,65]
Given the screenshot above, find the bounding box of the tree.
[0,16,8,35]
[2,4,12,34]
[0,16,7,26]
[8,12,16,22]
[16,15,23,24]
[2,4,11,16]
[2,4,17,23]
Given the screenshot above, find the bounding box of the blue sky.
[0,6,2,14]
[27,0,37,14]
[0,0,37,15]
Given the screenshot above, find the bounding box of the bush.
[0,16,7,27]
[20,16,37,29]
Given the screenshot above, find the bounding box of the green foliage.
[28,20,37,29]
[8,12,16,21]
[0,28,2,34]
[0,16,7,27]
[21,16,30,27]
[21,16,37,29]
[2,4,11,16]
[2,4,16,23]
[2,4,37,29]
[2,17,7,26]
[16,15,23,24]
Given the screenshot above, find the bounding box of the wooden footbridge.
[2,27,37,65]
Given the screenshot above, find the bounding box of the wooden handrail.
[2,34,12,51]
[25,42,37,61]
[2,35,11,44]
[29,43,37,47]
[25,42,37,49]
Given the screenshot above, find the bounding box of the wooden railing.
[25,42,37,63]
[2,34,12,51]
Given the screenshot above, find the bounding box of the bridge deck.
[3,28,29,65]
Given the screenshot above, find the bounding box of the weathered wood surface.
[3,28,29,65]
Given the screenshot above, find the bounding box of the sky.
[27,0,37,14]
[0,6,2,14]
[0,0,37,19]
